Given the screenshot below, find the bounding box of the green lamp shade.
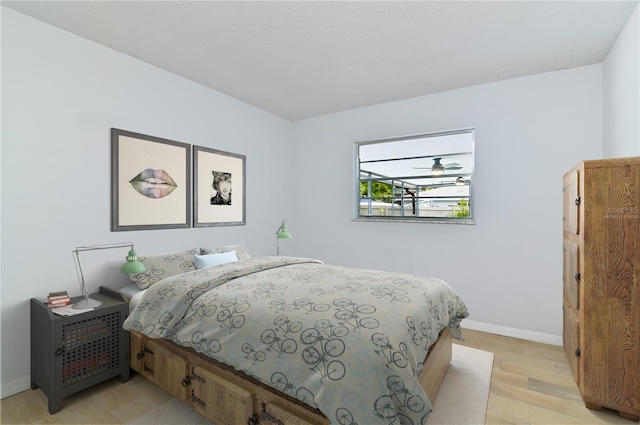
[277,222,292,239]
[119,249,146,273]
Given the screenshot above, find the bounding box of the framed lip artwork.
[111,128,191,231]
[193,145,246,227]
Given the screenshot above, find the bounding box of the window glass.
[356,128,474,223]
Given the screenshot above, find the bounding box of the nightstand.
[30,287,130,414]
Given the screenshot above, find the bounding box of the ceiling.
[3,1,638,121]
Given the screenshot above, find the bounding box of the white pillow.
[194,251,238,269]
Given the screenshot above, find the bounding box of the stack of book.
[47,291,71,308]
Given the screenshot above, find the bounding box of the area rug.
[127,344,494,425]
[426,344,494,425]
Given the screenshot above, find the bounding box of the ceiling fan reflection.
[412,157,462,175]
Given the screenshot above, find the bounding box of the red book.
[48,297,71,306]
[47,301,71,308]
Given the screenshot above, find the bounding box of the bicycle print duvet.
[124,256,469,425]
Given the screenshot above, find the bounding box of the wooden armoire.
[563,157,640,421]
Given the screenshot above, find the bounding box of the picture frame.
[193,145,246,227]
[111,128,191,231]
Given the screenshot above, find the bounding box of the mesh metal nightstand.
[30,287,130,414]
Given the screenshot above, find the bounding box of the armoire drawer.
[562,238,580,309]
[563,300,580,385]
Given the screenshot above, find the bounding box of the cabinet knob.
[574,197,581,206]
[574,273,581,282]
[54,348,64,356]
[575,348,581,357]
[181,376,191,387]
[136,351,145,360]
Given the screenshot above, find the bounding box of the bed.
[121,247,469,425]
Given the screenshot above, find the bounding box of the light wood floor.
[1,329,635,424]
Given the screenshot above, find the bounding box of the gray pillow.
[129,248,198,289]
[200,243,250,260]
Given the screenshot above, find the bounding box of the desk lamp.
[72,242,145,309]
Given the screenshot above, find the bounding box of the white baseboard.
[1,376,30,399]
[462,320,563,346]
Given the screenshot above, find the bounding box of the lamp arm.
[72,250,89,300]
[73,242,135,253]
[275,221,284,235]
[71,242,137,303]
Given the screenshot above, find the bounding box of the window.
[356,128,474,223]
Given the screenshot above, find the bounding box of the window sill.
[353,217,475,225]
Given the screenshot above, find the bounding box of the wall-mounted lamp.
[275,220,292,256]
[72,242,145,309]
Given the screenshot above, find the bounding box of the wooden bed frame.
[129,327,452,425]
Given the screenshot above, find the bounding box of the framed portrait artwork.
[111,128,191,231]
[193,145,246,227]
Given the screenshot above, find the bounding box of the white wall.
[1,8,294,398]
[604,4,640,157]
[290,65,604,344]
